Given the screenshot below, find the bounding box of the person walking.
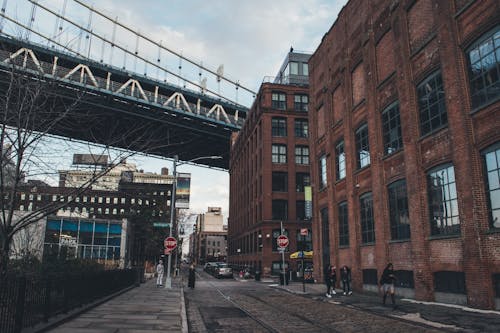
[324,264,337,297]
[156,260,164,287]
[380,263,397,307]
[340,265,352,295]
[188,264,196,289]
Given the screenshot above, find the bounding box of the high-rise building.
[228,50,312,277]
[308,0,500,309]
[191,207,227,264]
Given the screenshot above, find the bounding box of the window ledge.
[470,96,500,115]
[338,245,350,249]
[485,228,500,235]
[389,239,411,244]
[360,242,375,247]
[428,234,461,241]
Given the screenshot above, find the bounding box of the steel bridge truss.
[0,35,244,169]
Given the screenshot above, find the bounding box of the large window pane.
[388,180,410,240]
[417,71,448,136]
[483,142,500,228]
[335,140,346,180]
[272,144,287,163]
[467,27,500,109]
[272,172,288,192]
[382,102,403,155]
[338,201,349,246]
[360,193,375,244]
[428,164,460,236]
[356,124,370,169]
[272,117,287,137]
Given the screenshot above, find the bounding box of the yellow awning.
[290,251,313,259]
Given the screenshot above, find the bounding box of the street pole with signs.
[165,155,222,289]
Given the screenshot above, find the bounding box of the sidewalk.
[272,280,500,332]
[43,277,187,333]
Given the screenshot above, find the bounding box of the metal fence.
[0,268,138,333]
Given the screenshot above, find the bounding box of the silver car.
[214,263,233,279]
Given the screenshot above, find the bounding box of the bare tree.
[0,64,172,275]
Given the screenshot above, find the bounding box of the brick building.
[228,51,313,277]
[190,207,228,264]
[308,0,499,308]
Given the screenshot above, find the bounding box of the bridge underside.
[0,68,234,170]
[0,36,248,170]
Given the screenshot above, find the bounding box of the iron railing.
[0,268,138,333]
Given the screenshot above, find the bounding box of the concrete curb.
[180,286,188,333]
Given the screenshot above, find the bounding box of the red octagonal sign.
[277,235,289,248]
[164,236,177,251]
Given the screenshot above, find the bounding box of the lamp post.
[165,154,222,289]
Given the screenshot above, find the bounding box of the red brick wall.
[309,0,500,309]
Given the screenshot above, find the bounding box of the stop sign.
[164,236,177,251]
[277,235,289,248]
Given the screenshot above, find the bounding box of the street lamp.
[165,154,222,289]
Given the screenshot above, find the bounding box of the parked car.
[214,263,233,279]
[204,262,218,274]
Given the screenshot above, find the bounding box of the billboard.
[72,154,108,166]
[176,173,191,209]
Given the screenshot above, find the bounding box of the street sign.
[277,235,289,248]
[164,236,177,251]
[153,222,171,228]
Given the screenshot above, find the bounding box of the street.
[183,266,466,333]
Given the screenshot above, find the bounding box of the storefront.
[44,217,126,267]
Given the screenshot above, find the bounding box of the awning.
[290,251,313,259]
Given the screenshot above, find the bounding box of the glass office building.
[44,217,125,265]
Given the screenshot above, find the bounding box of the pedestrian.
[340,265,352,295]
[380,263,397,307]
[188,264,196,289]
[324,264,337,297]
[156,260,164,287]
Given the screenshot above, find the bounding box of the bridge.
[0,0,256,170]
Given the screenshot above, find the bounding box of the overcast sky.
[9,0,348,222]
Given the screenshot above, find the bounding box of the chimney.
[161,167,169,175]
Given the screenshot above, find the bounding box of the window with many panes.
[295,146,309,165]
[338,201,349,247]
[296,173,310,192]
[296,201,306,220]
[382,102,403,155]
[356,124,370,169]
[272,92,286,110]
[417,71,448,136]
[360,192,375,244]
[483,142,500,228]
[319,155,327,189]
[388,180,410,240]
[272,200,288,220]
[272,117,287,137]
[335,140,346,180]
[294,94,309,111]
[428,164,460,236]
[272,144,287,163]
[467,27,500,109]
[294,118,309,137]
[272,172,288,192]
